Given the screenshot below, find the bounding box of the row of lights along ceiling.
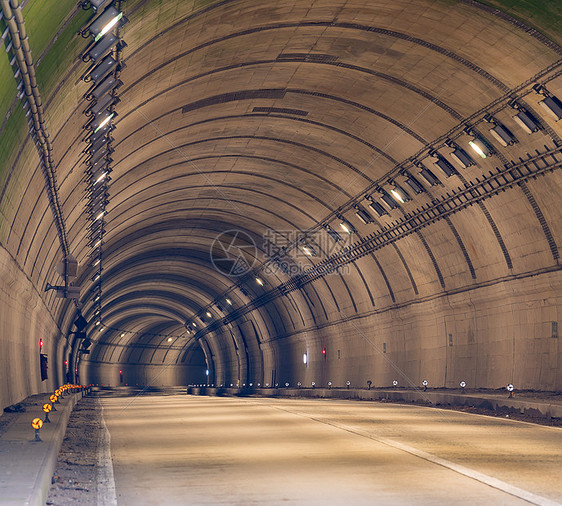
[71,3,562,341]
[71,0,127,350]
[185,86,562,331]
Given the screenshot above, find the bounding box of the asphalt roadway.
[100,395,562,505]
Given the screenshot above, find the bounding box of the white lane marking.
[268,403,561,506]
[97,398,117,506]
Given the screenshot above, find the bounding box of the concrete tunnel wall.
[0,249,64,407]
[0,0,561,409]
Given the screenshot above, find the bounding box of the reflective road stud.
[32,418,43,441]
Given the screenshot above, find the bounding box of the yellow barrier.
[31,418,43,441]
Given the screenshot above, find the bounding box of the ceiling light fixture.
[91,8,124,42]
[93,112,115,133]
[368,199,387,217]
[94,171,107,184]
[389,183,411,204]
[302,245,317,256]
[86,135,110,154]
[418,166,441,186]
[87,55,117,84]
[354,207,373,225]
[533,85,562,120]
[449,147,474,169]
[379,190,399,209]
[325,225,342,242]
[512,109,540,134]
[433,155,458,176]
[88,75,122,101]
[88,0,112,12]
[468,137,491,158]
[339,218,356,234]
[88,123,113,144]
[86,33,118,62]
[404,175,424,194]
[539,96,562,121]
[489,122,517,147]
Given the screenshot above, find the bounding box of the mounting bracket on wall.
[45,255,81,298]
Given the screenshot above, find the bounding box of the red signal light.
[119,370,122,374]
[64,360,68,366]
[39,339,43,351]
[322,348,326,355]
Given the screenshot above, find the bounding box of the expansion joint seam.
[518,181,559,261]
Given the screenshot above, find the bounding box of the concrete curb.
[0,390,84,506]
[187,387,562,419]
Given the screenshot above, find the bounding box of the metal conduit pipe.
[9,0,67,235]
[8,1,57,184]
[2,4,38,127]
[0,0,70,257]
[2,1,58,206]
[10,0,51,151]
[1,2,51,179]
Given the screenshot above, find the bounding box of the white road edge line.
[97,398,118,506]
[270,403,561,506]
[374,432,561,506]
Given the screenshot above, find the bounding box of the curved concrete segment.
[0,2,561,493]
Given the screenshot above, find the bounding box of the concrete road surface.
[100,395,562,505]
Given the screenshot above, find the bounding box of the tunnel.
[0,0,561,504]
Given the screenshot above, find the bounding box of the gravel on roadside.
[46,396,104,505]
[0,394,47,438]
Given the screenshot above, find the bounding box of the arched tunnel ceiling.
[1,0,561,373]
